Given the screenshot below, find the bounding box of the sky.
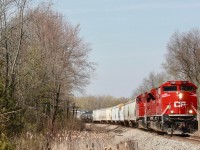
[51,0,200,97]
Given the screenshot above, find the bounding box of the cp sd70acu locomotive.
[92,81,198,134]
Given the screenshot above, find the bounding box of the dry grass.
[14,132,46,150]
[51,130,113,150]
[51,124,138,150]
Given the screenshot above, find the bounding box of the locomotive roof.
[160,80,197,88]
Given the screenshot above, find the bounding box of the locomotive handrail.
[161,105,170,115]
[191,105,199,115]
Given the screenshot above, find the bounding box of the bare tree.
[163,28,200,87]
[20,4,95,137]
[132,71,170,98]
[0,0,29,137]
[74,95,128,110]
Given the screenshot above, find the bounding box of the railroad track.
[146,130,200,144]
[134,126,200,143]
[157,133,200,144]
[184,135,200,143]
[89,123,200,145]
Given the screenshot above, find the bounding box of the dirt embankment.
[52,123,200,150]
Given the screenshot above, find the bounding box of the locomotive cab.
[160,81,198,134]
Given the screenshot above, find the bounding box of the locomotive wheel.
[132,122,139,128]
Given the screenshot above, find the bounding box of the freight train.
[92,81,198,134]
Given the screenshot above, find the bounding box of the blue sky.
[52,0,200,97]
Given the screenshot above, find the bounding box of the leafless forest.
[1,0,200,149]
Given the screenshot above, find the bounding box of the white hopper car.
[92,100,137,126]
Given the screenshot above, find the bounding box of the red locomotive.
[136,81,198,134]
[92,80,198,134]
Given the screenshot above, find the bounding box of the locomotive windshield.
[163,86,177,91]
[180,86,195,92]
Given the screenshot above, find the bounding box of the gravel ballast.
[52,123,200,150]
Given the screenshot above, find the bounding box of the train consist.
[92,81,198,134]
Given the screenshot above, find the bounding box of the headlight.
[189,110,193,114]
[170,110,174,114]
[178,93,183,99]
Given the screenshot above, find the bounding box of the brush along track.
[53,123,200,150]
[89,124,200,150]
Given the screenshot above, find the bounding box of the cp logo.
[174,101,186,107]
